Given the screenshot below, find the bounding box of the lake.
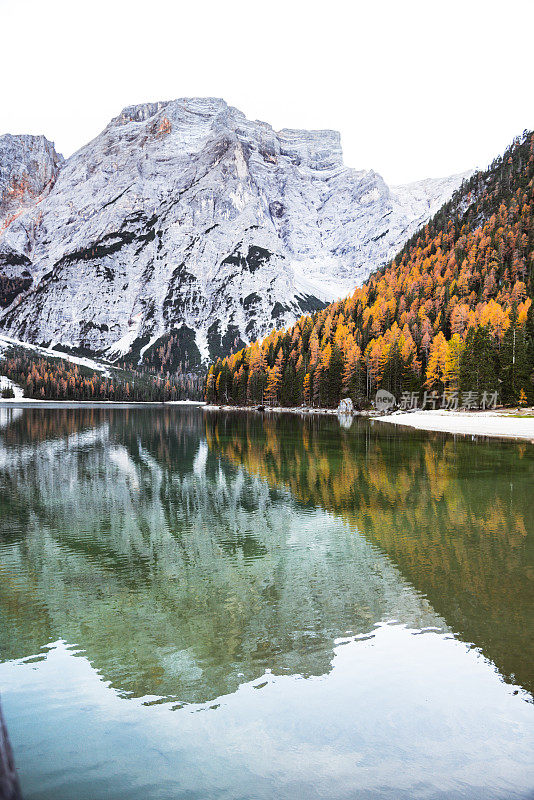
[0,406,533,799]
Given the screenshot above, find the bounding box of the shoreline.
[0,400,205,409]
[203,404,342,416]
[203,404,534,442]
[0,399,532,441]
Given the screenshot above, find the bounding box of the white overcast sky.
[1,0,533,185]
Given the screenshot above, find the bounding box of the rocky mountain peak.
[0,99,470,368]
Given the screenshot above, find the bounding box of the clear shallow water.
[0,406,532,799]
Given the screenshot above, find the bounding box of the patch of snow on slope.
[291,258,355,304]
[139,334,161,362]
[107,313,143,358]
[0,375,23,398]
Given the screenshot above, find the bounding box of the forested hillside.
[0,347,204,401]
[207,131,534,408]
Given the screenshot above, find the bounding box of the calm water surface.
[0,406,532,799]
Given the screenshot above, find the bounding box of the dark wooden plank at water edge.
[0,701,22,800]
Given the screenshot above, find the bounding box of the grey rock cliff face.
[0,134,63,236]
[0,99,469,364]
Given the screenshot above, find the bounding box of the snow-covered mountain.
[0,98,469,366]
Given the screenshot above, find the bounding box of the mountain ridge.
[0,98,469,367]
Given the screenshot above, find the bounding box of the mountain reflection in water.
[0,406,532,704]
[0,407,444,704]
[1,406,533,800]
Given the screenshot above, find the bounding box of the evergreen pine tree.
[281,362,297,407]
[323,344,344,407]
[381,340,403,398]
[499,314,532,404]
[459,325,498,396]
